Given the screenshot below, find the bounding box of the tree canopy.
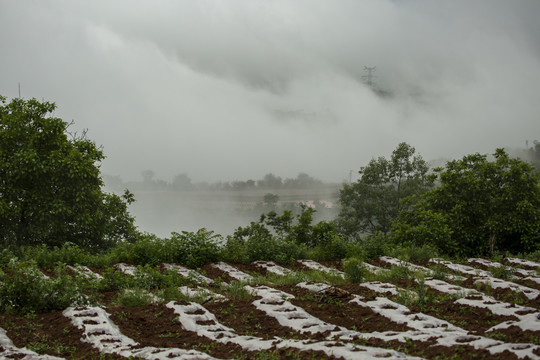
[0,96,137,251]
[393,149,540,256]
[338,142,435,237]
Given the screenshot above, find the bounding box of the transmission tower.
[362,66,377,87]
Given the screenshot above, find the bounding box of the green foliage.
[221,281,253,301]
[97,267,136,292]
[225,207,325,264]
[308,234,348,261]
[21,243,91,269]
[392,208,456,255]
[338,142,435,237]
[263,193,279,206]
[108,233,170,266]
[132,265,189,290]
[243,235,307,265]
[109,229,221,268]
[488,265,515,280]
[168,229,222,268]
[393,149,540,257]
[0,260,88,314]
[343,258,367,283]
[357,232,391,259]
[387,244,438,262]
[113,288,154,307]
[0,248,17,268]
[0,96,137,251]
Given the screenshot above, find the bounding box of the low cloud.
[1,0,539,183]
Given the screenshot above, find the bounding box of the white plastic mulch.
[296,260,345,278]
[430,258,493,277]
[468,258,530,277]
[359,281,401,296]
[290,277,540,359]
[362,262,386,273]
[166,300,420,360]
[66,265,103,280]
[424,278,540,332]
[467,258,540,285]
[379,256,434,275]
[506,258,540,269]
[177,286,227,302]
[211,262,253,281]
[296,281,333,293]
[63,306,218,360]
[252,261,292,275]
[246,285,339,334]
[163,263,214,284]
[473,277,539,300]
[423,278,478,297]
[114,263,138,276]
[378,257,465,281]
[429,259,539,299]
[0,327,65,360]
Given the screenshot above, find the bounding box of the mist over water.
[2,1,540,235]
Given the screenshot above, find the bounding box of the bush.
[132,265,189,290]
[0,248,17,269]
[97,267,136,292]
[388,244,438,262]
[244,235,308,265]
[221,237,250,264]
[22,243,91,268]
[108,233,169,266]
[168,229,222,268]
[114,288,155,307]
[358,232,390,259]
[308,235,348,261]
[343,258,367,283]
[0,260,88,314]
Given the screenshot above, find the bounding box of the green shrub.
[168,229,222,268]
[107,233,169,266]
[0,248,17,269]
[132,265,189,290]
[221,281,253,301]
[378,264,415,282]
[388,244,438,262]
[0,260,88,314]
[488,265,514,280]
[343,258,367,283]
[221,237,250,264]
[358,232,390,259]
[22,243,91,268]
[308,235,348,261]
[97,267,136,292]
[245,235,307,265]
[114,288,154,307]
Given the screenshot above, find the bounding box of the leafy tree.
[394,149,540,256]
[0,96,137,251]
[263,193,279,206]
[527,140,540,170]
[257,173,283,188]
[338,142,435,236]
[172,173,193,190]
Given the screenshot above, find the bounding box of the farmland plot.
[0,258,539,359]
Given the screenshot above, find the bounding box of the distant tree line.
[104,171,326,192]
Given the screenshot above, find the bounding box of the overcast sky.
[1,0,539,183]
